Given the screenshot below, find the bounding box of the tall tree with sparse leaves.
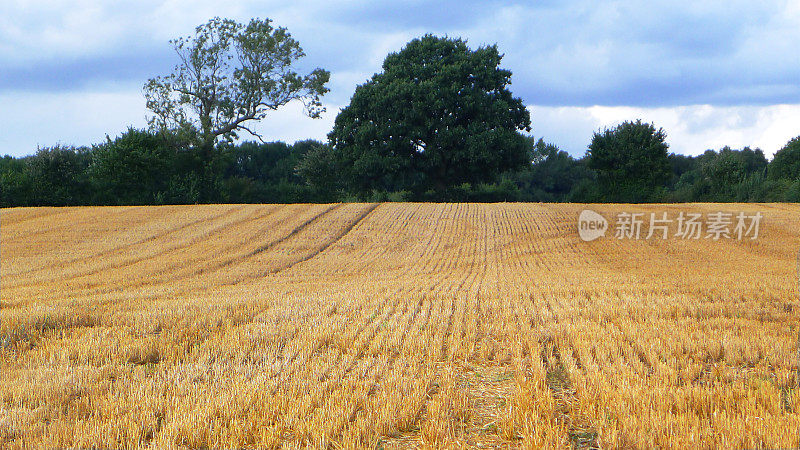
[144,17,329,199]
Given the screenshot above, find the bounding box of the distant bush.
[89,128,188,205]
[768,136,800,181]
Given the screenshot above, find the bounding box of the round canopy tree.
[587,120,671,202]
[327,35,531,196]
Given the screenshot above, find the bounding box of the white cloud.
[0,1,286,66]
[454,0,800,106]
[0,86,337,157]
[529,104,800,158]
[0,87,147,154]
[243,101,340,144]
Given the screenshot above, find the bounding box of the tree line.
[1,20,799,207]
[2,126,798,207]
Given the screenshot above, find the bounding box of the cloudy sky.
[1,0,799,158]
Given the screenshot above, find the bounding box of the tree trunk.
[198,138,216,203]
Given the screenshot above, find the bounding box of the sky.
[1,0,799,158]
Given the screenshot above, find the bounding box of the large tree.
[144,17,330,172]
[587,120,671,202]
[325,35,531,197]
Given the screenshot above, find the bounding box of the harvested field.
[0,203,798,448]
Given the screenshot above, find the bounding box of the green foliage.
[666,153,696,187]
[666,147,769,202]
[219,140,324,203]
[2,131,799,206]
[512,138,593,202]
[697,146,767,201]
[733,172,793,202]
[785,179,800,202]
[587,120,671,202]
[89,128,188,205]
[157,172,202,205]
[25,146,92,206]
[0,156,34,207]
[145,17,329,150]
[144,16,330,202]
[295,143,343,201]
[453,178,522,203]
[768,136,800,181]
[326,35,531,197]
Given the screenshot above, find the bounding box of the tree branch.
[238,125,266,143]
[212,113,257,137]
